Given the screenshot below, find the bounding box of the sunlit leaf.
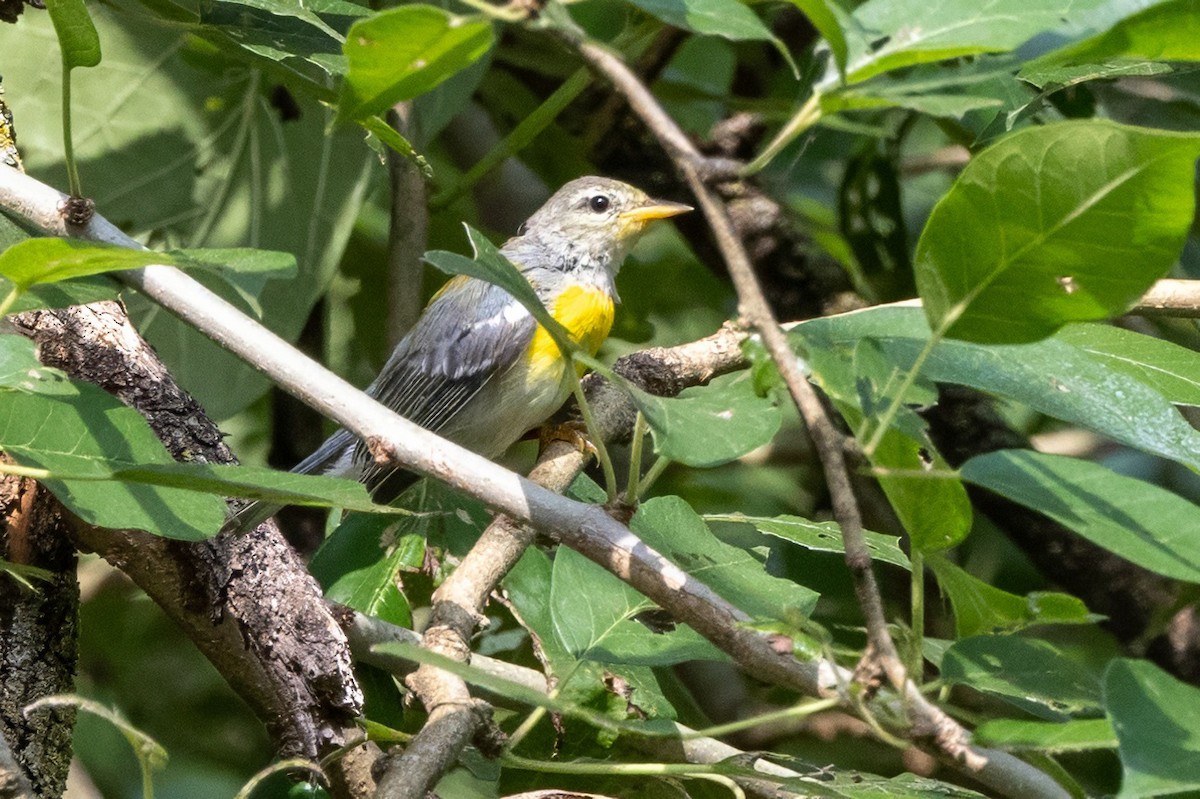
[706,512,912,570]
[0,386,225,540]
[794,307,1200,472]
[631,496,820,621]
[44,0,101,69]
[337,5,493,122]
[916,121,1200,343]
[550,547,724,667]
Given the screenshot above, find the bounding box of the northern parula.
[232,176,690,530]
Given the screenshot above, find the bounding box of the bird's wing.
[368,275,538,437]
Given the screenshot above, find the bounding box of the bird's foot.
[539,420,597,458]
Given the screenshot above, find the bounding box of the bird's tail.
[221,428,357,534]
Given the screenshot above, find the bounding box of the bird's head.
[515,176,692,273]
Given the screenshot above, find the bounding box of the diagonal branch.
[558,34,1069,799]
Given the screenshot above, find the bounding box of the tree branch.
[558,35,1069,799]
[7,297,373,795]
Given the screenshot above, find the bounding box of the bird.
[228,176,691,532]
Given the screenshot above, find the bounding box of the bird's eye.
[588,195,611,213]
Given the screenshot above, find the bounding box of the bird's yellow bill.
[618,199,693,223]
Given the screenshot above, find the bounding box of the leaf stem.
[625,411,646,502]
[684,696,840,741]
[60,62,82,198]
[743,91,823,176]
[636,455,670,498]
[571,370,618,503]
[910,547,925,683]
[0,285,22,317]
[505,659,581,752]
[430,68,592,211]
[0,462,52,480]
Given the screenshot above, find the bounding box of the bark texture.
[0,473,77,798]
[12,302,367,771]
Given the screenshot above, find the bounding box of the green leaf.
[822,88,1003,118]
[44,0,101,69]
[628,371,782,468]
[624,0,798,76]
[1105,658,1200,798]
[915,121,1200,343]
[370,639,677,738]
[974,718,1117,753]
[337,5,493,122]
[549,547,725,667]
[706,512,911,570]
[961,450,1200,584]
[309,512,420,627]
[941,635,1104,720]
[424,225,577,357]
[787,0,847,75]
[0,334,75,395]
[1056,323,1200,406]
[3,10,376,420]
[1019,60,1180,92]
[631,496,820,622]
[1027,0,1200,74]
[625,0,774,46]
[794,307,1200,472]
[0,239,164,291]
[841,0,1109,84]
[927,555,1097,638]
[109,463,406,514]
[0,386,225,540]
[848,338,971,552]
[504,547,577,673]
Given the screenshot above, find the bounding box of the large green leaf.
[336,5,493,122]
[793,306,1200,472]
[840,0,1110,85]
[0,238,163,290]
[962,450,1200,584]
[0,240,294,317]
[942,635,1104,720]
[915,121,1200,344]
[1105,658,1200,798]
[549,546,724,667]
[630,496,819,622]
[927,555,1096,638]
[3,8,374,420]
[0,385,225,540]
[1056,323,1200,406]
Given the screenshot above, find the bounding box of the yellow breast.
[526,284,615,377]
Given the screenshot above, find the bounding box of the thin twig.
[562,36,1069,799]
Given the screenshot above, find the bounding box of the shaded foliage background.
[4,0,1200,796]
